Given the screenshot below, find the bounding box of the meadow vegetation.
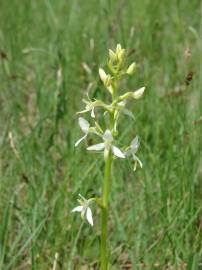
[0,0,202,269]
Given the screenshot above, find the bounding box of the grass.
[0,0,202,269]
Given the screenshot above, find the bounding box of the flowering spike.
[74,43,146,268]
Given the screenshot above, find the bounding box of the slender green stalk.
[101,153,112,270]
[100,79,116,269]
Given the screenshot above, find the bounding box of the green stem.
[100,74,117,269]
[100,153,112,270]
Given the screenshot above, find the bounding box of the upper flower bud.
[126,62,136,75]
[115,44,125,62]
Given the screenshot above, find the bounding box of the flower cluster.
[72,44,145,225]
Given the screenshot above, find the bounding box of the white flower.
[77,94,106,118]
[132,87,145,99]
[78,99,96,118]
[87,129,125,160]
[72,194,94,226]
[75,117,90,147]
[125,136,143,170]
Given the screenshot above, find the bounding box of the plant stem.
[100,153,112,270]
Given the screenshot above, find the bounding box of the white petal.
[87,143,105,151]
[112,145,125,158]
[86,207,93,226]
[72,206,83,213]
[75,134,87,147]
[133,87,145,99]
[131,136,139,150]
[103,129,113,143]
[78,117,90,133]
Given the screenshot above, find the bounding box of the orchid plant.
[72,44,145,269]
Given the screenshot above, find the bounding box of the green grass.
[0,0,202,269]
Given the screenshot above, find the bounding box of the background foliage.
[0,0,202,269]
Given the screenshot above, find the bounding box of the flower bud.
[126,62,136,75]
[115,44,125,62]
[109,49,117,62]
[99,68,112,87]
[132,87,145,99]
[117,49,125,62]
[99,68,107,83]
[116,44,122,53]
